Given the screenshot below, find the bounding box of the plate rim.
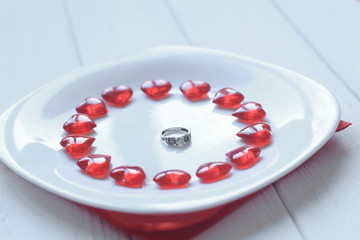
[0,46,340,213]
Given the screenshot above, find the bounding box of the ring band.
[161,127,191,146]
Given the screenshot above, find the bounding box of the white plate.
[0,46,340,214]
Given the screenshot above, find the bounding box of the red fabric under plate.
[336,120,351,132]
[87,194,255,240]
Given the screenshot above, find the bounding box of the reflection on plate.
[0,46,340,214]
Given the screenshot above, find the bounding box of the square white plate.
[0,46,340,214]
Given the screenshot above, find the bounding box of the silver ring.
[161,127,191,146]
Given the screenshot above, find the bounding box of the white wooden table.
[1,1,359,239]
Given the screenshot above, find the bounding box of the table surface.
[1,1,359,239]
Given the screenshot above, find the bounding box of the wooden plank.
[0,1,127,240]
[0,0,79,113]
[272,0,360,100]
[167,0,360,239]
[196,186,303,240]
[66,0,188,65]
[274,126,360,239]
[0,167,127,240]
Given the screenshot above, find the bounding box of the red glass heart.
[60,135,95,158]
[180,80,211,100]
[153,170,191,189]
[110,166,146,188]
[232,102,266,123]
[212,87,244,108]
[196,162,232,183]
[236,122,272,146]
[226,145,261,169]
[76,97,108,118]
[63,113,97,133]
[140,79,172,99]
[101,85,133,106]
[76,154,111,178]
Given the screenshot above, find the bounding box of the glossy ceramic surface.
[0,46,340,213]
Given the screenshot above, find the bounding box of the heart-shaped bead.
[196,162,232,183]
[140,79,172,99]
[226,145,261,169]
[101,85,133,106]
[180,80,211,100]
[110,166,146,188]
[76,154,111,178]
[236,122,271,146]
[76,97,108,118]
[232,102,266,123]
[63,113,97,133]
[212,87,244,108]
[60,135,95,158]
[153,170,191,189]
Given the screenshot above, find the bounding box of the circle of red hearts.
[60,79,271,189]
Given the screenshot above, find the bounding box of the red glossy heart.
[196,162,232,183]
[140,79,172,99]
[226,145,261,169]
[76,97,108,118]
[153,170,191,189]
[101,85,133,106]
[60,135,95,158]
[236,122,271,146]
[180,80,211,100]
[63,113,97,133]
[212,87,244,108]
[110,166,146,188]
[77,154,111,178]
[232,102,266,123]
